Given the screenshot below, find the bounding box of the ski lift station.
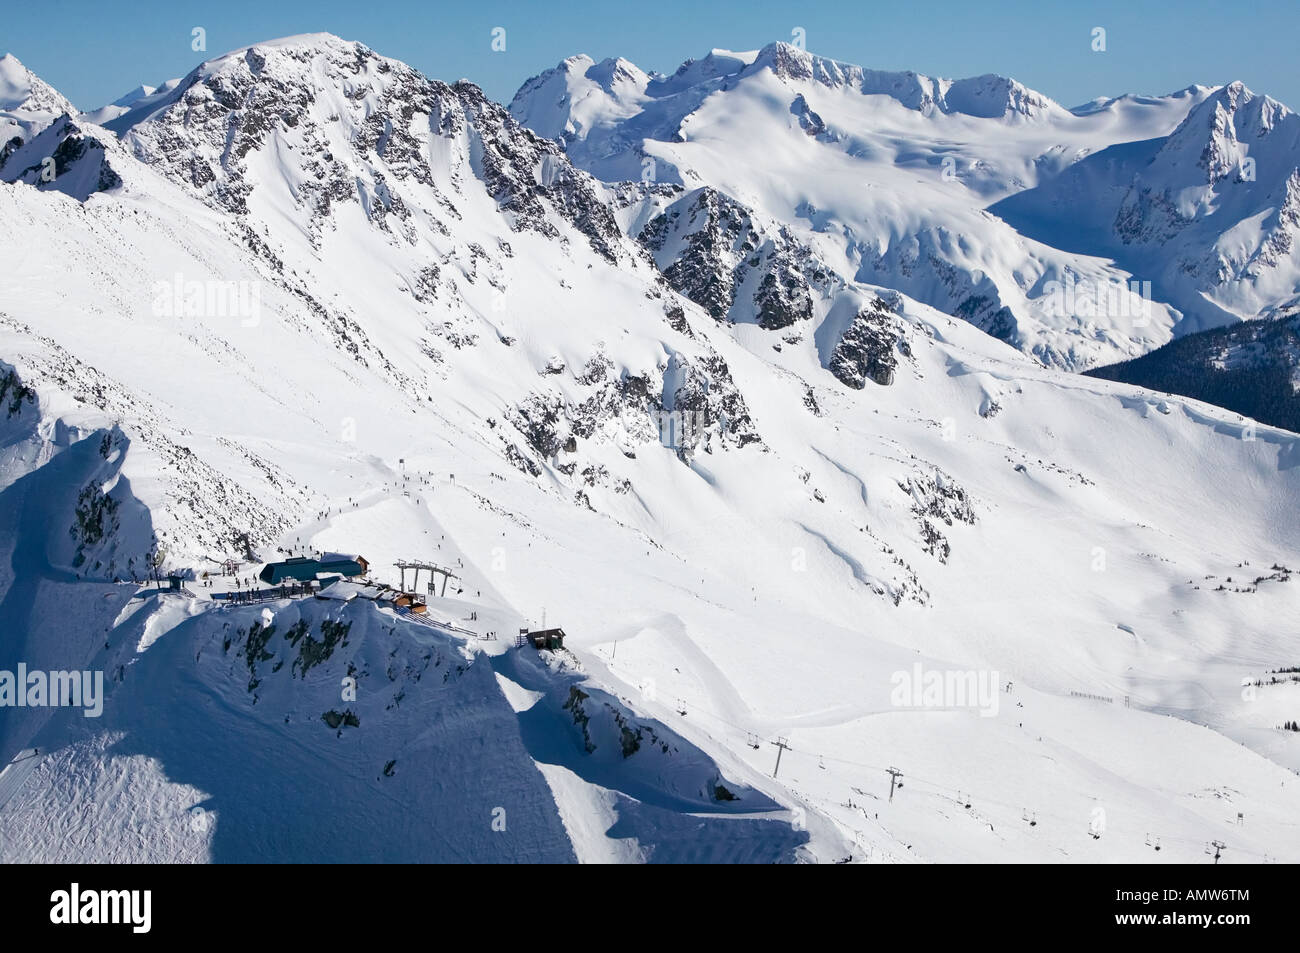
[258,554,368,585]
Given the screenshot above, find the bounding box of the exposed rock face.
[669,353,762,449]
[509,392,569,460]
[639,186,832,329]
[899,469,977,563]
[504,342,762,481]
[790,93,826,137]
[753,246,816,330]
[640,187,753,319]
[456,79,627,264]
[0,135,23,169]
[829,298,905,388]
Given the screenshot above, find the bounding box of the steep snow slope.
[1,35,1299,862]
[509,43,1300,369]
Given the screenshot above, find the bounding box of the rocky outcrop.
[899,469,976,563]
[503,340,762,487]
[0,116,122,197]
[639,187,833,329]
[829,298,905,388]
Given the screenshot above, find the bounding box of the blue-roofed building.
[259,554,367,585]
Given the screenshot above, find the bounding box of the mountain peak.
[941,72,1062,120]
[746,41,864,88]
[509,52,654,142]
[220,31,360,56]
[1222,79,1252,101]
[1213,80,1293,123]
[1157,78,1299,184]
[0,52,74,116]
[103,33,406,136]
[1,52,78,160]
[110,84,156,108]
[165,32,380,92]
[585,56,648,90]
[1190,79,1295,125]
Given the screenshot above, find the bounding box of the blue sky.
[5,0,1298,111]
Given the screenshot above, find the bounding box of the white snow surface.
[0,34,1298,863]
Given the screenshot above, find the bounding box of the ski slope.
[0,34,1297,862]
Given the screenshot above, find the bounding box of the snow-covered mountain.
[998,82,1300,331]
[2,34,1299,863]
[0,113,123,199]
[510,42,1300,371]
[79,80,183,126]
[0,53,76,167]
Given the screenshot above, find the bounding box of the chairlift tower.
[394,559,459,596]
